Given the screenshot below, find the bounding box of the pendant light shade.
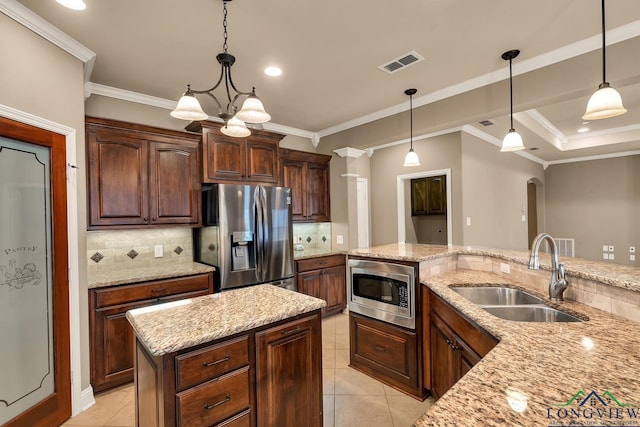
[500,50,525,152]
[501,129,525,152]
[403,88,420,167]
[220,115,251,138]
[235,89,271,124]
[171,86,208,121]
[583,0,626,120]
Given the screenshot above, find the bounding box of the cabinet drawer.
[213,409,250,427]
[175,335,250,390]
[176,366,250,427]
[352,319,413,376]
[94,274,210,308]
[296,254,344,272]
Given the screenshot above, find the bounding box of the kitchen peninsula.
[348,243,640,426]
[126,284,326,427]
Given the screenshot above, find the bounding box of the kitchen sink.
[450,285,585,323]
[450,286,545,306]
[481,305,583,323]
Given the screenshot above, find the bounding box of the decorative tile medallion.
[90,252,104,263]
[306,236,312,243]
[322,236,327,242]
[174,246,183,255]
[127,249,139,259]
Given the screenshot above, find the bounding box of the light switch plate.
[609,253,615,260]
[500,263,510,274]
[603,253,609,260]
[602,245,609,252]
[336,235,344,245]
[631,254,636,261]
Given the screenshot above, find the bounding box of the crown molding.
[518,109,567,150]
[461,125,547,166]
[333,147,366,158]
[544,149,640,168]
[0,0,96,83]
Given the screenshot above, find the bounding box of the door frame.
[0,104,85,417]
[396,168,452,245]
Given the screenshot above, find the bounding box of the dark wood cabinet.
[296,254,346,317]
[349,313,424,399]
[411,175,446,216]
[428,290,497,399]
[134,310,322,427]
[86,117,201,229]
[255,314,323,427]
[189,121,283,185]
[281,149,331,222]
[89,273,214,393]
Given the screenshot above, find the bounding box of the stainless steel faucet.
[528,233,569,302]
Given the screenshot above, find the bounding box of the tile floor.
[62,312,434,427]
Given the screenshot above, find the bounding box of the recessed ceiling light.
[264,66,282,77]
[56,0,86,10]
[578,127,590,133]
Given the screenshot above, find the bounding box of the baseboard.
[78,385,96,414]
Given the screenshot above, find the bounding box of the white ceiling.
[12,0,640,162]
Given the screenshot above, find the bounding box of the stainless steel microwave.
[348,259,416,329]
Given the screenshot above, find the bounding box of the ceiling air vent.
[479,120,494,126]
[378,50,424,74]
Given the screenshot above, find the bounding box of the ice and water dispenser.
[230,231,255,271]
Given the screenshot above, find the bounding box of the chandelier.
[170,0,271,137]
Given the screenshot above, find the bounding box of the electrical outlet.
[336,235,344,245]
[500,263,510,274]
[154,245,163,258]
[466,217,471,226]
[609,253,615,260]
[608,245,615,252]
[603,253,609,260]
[631,254,636,261]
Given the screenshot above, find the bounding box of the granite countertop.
[126,284,326,356]
[350,243,640,292]
[293,248,346,260]
[414,270,640,426]
[88,262,215,289]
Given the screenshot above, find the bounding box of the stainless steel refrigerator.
[194,184,295,292]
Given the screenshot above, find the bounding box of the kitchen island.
[126,284,326,427]
[348,244,640,426]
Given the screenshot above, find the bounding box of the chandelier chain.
[223,1,228,53]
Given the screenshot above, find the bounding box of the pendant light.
[403,88,420,167]
[582,0,626,120]
[501,49,525,152]
[56,0,86,10]
[171,0,271,137]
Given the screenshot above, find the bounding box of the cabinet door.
[202,128,246,182]
[297,270,323,302]
[148,139,200,225]
[87,129,149,227]
[429,313,456,400]
[246,137,278,183]
[426,176,446,215]
[281,161,306,221]
[455,337,482,380]
[411,178,428,216]
[255,314,322,427]
[306,162,330,222]
[322,265,346,316]
[92,300,149,393]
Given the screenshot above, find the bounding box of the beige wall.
[545,156,640,266]
[1,14,89,387]
[460,132,545,250]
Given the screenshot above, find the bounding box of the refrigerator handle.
[255,186,267,282]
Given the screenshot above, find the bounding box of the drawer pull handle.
[203,355,230,367]
[445,339,452,346]
[373,345,387,352]
[281,326,301,336]
[151,288,167,293]
[451,345,458,352]
[204,394,230,410]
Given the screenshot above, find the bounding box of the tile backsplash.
[292,222,332,251]
[87,228,193,275]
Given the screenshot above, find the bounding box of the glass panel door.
[0,136,56,424]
